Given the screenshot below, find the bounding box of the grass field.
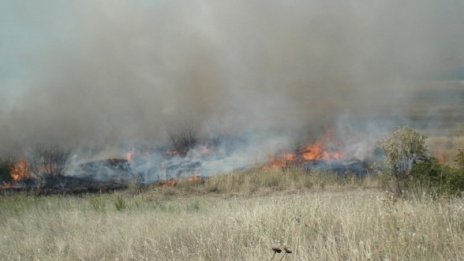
[1,169,464,260]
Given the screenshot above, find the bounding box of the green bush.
[380,127,428,195]
[411,160,464,196]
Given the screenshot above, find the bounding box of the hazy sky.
[1,1,464,154]
[0,1,162,104]
[1,1,463,102]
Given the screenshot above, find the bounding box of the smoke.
[1,0,464,156]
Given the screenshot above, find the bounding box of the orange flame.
[301,130,343,161]
[301,141,342,161]
[125,151,133,162]
[199,144,210,156]
[264,153,295,170]
[125,145,135,161]
[265,130,344,169]
[10,159,29,182]
[161,175,204,188]
[301,140,324,161]
[434,153,445,164]
[162,179,178,187]
[187,174,203,184]
[166,150,180,157]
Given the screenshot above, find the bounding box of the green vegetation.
[381,127,464,197]
[410,160,464,197]
[380,127,428,194]
[88,196,106,212]
[114,196,126,211]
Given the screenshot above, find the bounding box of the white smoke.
[1,0,463,166]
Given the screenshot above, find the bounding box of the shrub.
[411,160,464,196]
[28,146,70,177]
[168,128,198,156]
[380,127,428,194]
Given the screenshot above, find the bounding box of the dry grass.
[155,167,379,196]
[1,171,464,260]
[427,134,464,165]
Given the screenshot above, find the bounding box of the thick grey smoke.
[1,0,464,156]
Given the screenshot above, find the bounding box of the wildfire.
[264,153,295,170]
[265,130,344,169]
[10,159,29,182]
[166,149,181,157]
[434,152,446,164]
[165,144,210,158]
[125,145,135,161]
[198,144,210,156]
[162,178,178,187]
[161,175,204,187]
[302,129,343,160]
[125,151,133,162]
[300,140,342,161]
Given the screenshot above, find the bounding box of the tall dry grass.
[1,170,464,260]
[160,167,378,196]
[427,134,464,165]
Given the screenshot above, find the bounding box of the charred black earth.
[1,159,135,195]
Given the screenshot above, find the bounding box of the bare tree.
[28,145,71,178]
[168,128,198,157]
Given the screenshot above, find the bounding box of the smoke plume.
[1,0,463,157]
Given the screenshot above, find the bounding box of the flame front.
[301,140,324,161]
[301,141,342,161]
[10,159,29,182]
[265,130,344,169]
[434,151,446,164]
[265,153,295,170]
[125,151,133,162]
[301,130,343,161]
[125,145,135,162]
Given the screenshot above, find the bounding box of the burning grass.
[1,128,464,259]
[427,134,464,165]
[1,184,464,260]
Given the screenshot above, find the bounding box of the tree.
[380,127,428,194]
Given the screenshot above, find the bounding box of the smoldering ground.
[1,0,463,157]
